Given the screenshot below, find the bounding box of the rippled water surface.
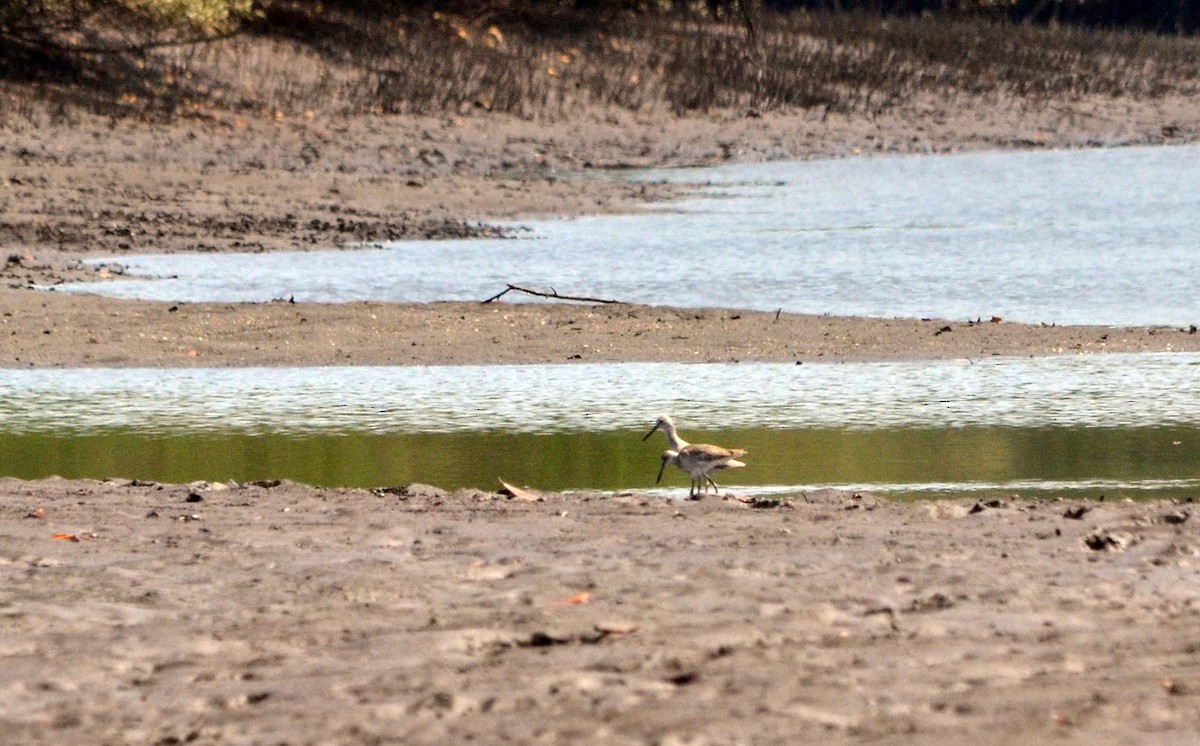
[3,354,1199,434]
[58,144,1200,326]
[2,355,1198,498]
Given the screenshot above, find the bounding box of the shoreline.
[2,295,1199,368]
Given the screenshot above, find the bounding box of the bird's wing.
[682,443,746,463]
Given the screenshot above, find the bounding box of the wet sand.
[3,478,1199,744]
[2,293,1199,367]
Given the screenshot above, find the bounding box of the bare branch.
[481,284,623,305]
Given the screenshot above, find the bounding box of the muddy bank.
[2,294,1199,367]
[2,477,1198,744]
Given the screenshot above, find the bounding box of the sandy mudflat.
[2,293,1200,367]
[3,41,1200,745]
[2,478,1199,744]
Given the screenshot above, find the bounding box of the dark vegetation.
[2,0,1199,123]
[757,1,1199,34]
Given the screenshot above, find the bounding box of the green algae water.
[2,357,1198,499]
[0,426,1197,500]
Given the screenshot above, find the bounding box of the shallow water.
[2,426,1197,500]
[57,144,1200,326]
[2,355,1198,498]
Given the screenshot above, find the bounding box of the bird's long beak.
[642,423,659,441]
[656,456,668,484]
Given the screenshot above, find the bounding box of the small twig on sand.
[481,284,623,305]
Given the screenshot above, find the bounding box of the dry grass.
[4,4,1200,123]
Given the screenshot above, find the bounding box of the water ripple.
[1,353,1198,435]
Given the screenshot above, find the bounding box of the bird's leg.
[706,475,720,494]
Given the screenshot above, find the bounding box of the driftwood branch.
[497,477,540,502]
[481,284,623,305]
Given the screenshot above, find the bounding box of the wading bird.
[657,446,747,499]
[645,414,747,497]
